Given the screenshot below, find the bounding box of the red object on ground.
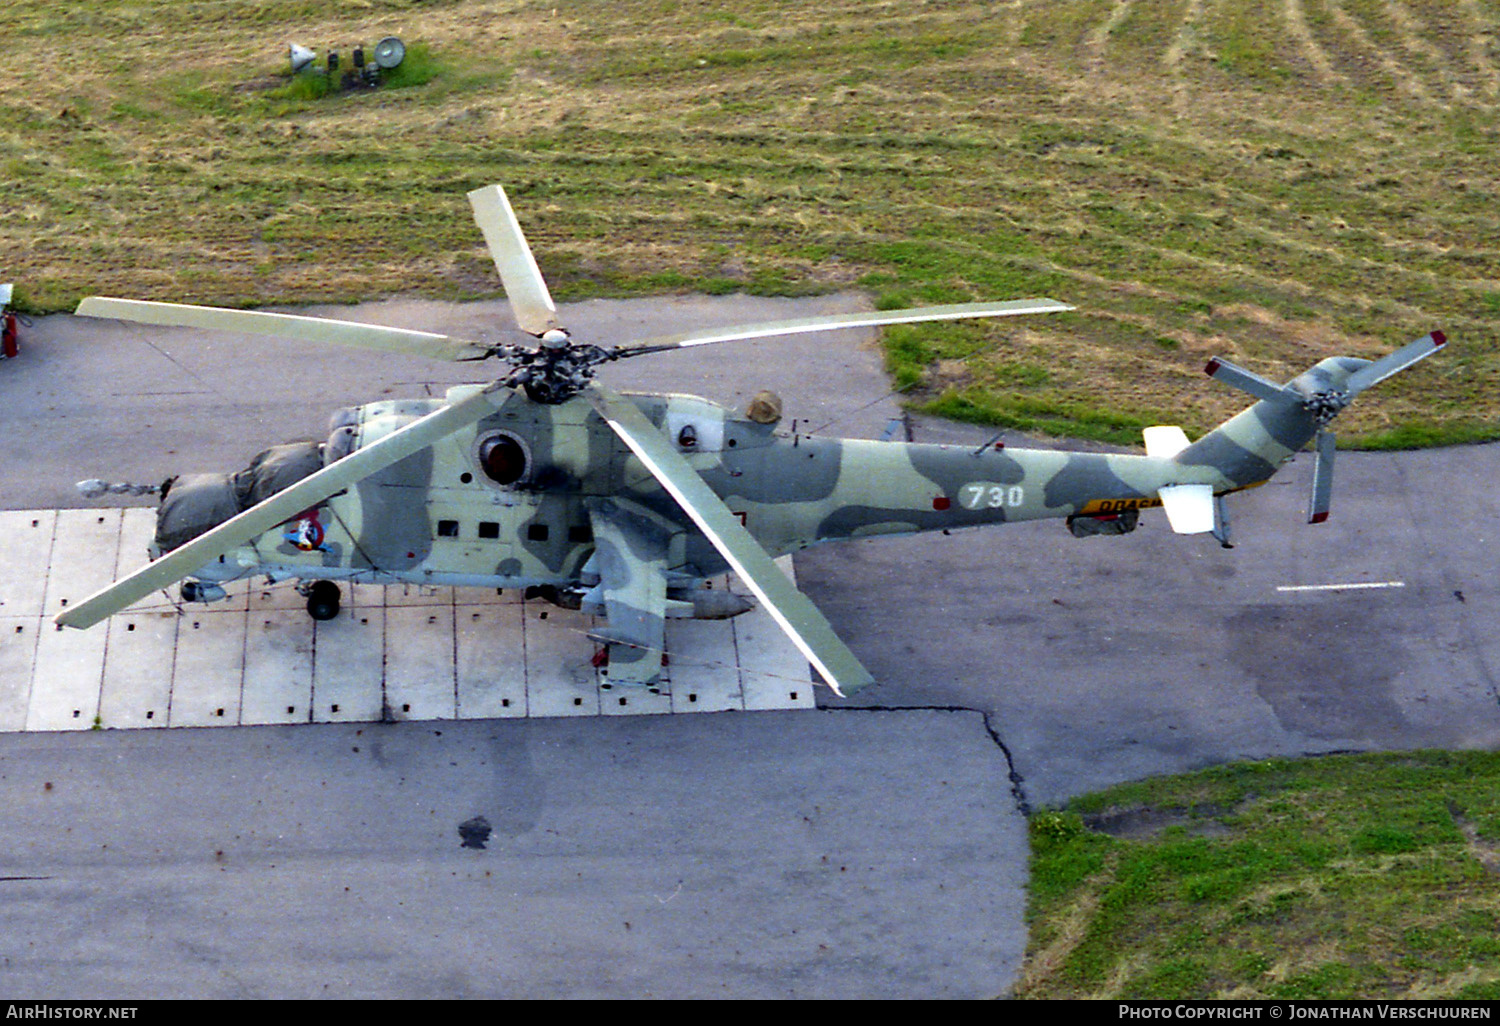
[1,311,17,359]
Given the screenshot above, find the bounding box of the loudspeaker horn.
[288,43,317,73]
[373,36,406,70]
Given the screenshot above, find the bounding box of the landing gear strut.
[301,580,342,621]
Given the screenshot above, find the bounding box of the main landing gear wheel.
[303,580,342,621]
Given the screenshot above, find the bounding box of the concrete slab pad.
[347,581,386,609]
[310,607,386,723]
[115,508,156,577]
[0,617,39,729]
[242,610,314,725]
[29,622,105,731]
[248,581,306,613]
[453,585,515,606]
[666,617,743,712]
[0,509,814,733]
[385,583,452,608]
[455,601,527,718]
[0,510,55,618]
[601,676,674,716]
[386,605,457,720]
[168,609,245,727]
[736,608,817,710]
[524,605,603,717]
[98,611,177,728]
[44,509,123,618]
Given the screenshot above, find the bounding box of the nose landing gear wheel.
[303,580,342,621]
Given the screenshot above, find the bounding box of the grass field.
[3,0,1498,445]
[1021,751,1500,1000]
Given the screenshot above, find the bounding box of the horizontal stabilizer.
[1158,484,1216,535]
[1142,425,1191,459]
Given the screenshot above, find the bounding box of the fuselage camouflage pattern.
[160,357,1351,684]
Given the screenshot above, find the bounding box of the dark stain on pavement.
[458,816,493,850]
[1226,602,1409,743]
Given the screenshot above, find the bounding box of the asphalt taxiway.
[0,293,1495,997]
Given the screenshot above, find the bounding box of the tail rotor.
[1205,331,1446,524]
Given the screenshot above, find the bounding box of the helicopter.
[55,184,1446,698]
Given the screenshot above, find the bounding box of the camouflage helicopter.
[56,184,1445,697]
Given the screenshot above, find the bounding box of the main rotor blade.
[1345,331,1446,394]
[1204,357,1296,403]
[585,385,874,697]
[55,385,507,630]
[76,298,492,362]
[1308,428,1336,524]
[614,299,1074,355]
[466,185,561,337]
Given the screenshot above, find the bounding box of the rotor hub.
[1304,390,1350,425]
[504,338,616,404]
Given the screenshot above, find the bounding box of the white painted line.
[1276,581,1406,593]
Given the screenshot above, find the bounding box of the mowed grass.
[3,0,1499,445]
[1021,751,1500,1000]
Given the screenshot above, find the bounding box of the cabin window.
[568,524,592,544]
[527,523,549,542]
[437,519,459,538]
[478,521,500,540]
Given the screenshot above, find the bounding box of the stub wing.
[584,498,675,686]
[585,385,874,696]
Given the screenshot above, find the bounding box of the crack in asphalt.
[826,705,1032,815]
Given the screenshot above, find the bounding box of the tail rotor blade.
[1345,331,1446,394]
[466,185,561,337]
[1204,357,1295,403]
[1309,429,1336,524]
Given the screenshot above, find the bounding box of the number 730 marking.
[959,483,1025,510]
